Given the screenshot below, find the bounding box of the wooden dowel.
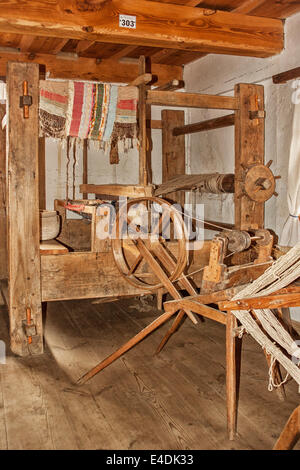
[154,79,185,92]
[273,66,300,84]
[130,72,152,86]
[173,113,235,136]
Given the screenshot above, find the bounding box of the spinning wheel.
[111,196,188,291]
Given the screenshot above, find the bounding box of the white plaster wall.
[45,132,162,214]
[183,12,300,320]
[45,104,188,213]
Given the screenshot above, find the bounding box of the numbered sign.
[119,14,137,29]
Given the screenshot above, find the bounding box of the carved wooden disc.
[244,164,275,202]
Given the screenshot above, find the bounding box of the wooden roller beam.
[173,113,235,136]
[154,173,235,197]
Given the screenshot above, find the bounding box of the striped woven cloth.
[39,81,69,139]
[39,80,138,163]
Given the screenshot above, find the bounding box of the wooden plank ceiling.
[0,0,299,83]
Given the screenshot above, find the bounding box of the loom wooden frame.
[1,55,295,446]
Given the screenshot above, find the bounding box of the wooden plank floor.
[0,296,299,450]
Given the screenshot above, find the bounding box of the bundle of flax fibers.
[231,243,300,391]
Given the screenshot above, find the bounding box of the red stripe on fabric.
[69,82,84,137]
[40,89,67,104]
[117,99,137,111]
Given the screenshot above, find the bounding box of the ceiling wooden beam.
[0,0,284,58]
[233,0,266,15]
[0,50,182,84]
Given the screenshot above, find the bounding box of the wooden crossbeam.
[147,90,239,110]
[219,291,300,311]
[0,51,182,84]
[0,0,284,57]
[173,113,235,136]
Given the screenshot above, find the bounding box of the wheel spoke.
[128,253,143,275]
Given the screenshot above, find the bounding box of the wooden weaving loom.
[2,56,297,446]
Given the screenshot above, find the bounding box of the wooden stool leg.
[273,405,300,450]
[226,311,242,440]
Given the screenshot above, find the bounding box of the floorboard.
[0,297,299,450]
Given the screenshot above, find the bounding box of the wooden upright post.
[38,136,46,210]
[234,83,265,230]
[7,62,43,356]
[0,104,7,280]
[161,109,185,207]
[138,56,152,185]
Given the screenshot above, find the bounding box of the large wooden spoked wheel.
[111,197,188,291]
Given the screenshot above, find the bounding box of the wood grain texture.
[0,0,284,57]
[148,90,239,110]
[41,242,211,301]
[38,137,46,210]
[162,110,185,206]
[273,405,300,450]
[234,83,265,230]
[0,51,182,84]
[173,113,235,136]
[0,105,7,281]
[7,61,43,356]
[0,294,299,449]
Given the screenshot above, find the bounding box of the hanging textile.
[38,80,138,163]
[110,86,139,164]
[281,82,300,246]
[39,81,69,139]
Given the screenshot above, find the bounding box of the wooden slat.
[163,298,227,324]
[147,90,239,110]
[110,45,139,61]
[0,51,182,85]
[51,38,69,54]
[233,0,266,14]
[7,61,43,356]
[75,40,96,55]
[0,1,284,57]
[0,104,7,280]
[242,0,300,19]
[40,240,69,255]
[219,291,300,311]
[79,183,154,198]
[173,113,235,136]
